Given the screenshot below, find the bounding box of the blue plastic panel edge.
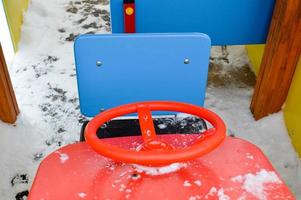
[74,33,211,117]
[110,0,275,45]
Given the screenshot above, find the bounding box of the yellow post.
[284,57,301,157]
[2,0,30,51]
[245,45,265,76]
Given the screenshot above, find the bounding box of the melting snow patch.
[231,169,282,200]
[217,188,230,200]
[189,195,201,200]
[184,180,192,187]
[205,187,230,200]
[176,113,193,121]
[78,192,86,198]
[114,179,122,183]
[132,163,186,175]
[119,171,128,177]
[158,124,167,129]
[119,184,126,192]
[194,180,202,186]
[55,151,69,163]
[208,187,217,196]
[246,153,254,160]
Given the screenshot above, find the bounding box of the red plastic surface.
[28,136,295,200]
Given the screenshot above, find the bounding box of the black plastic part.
[124,0,135,4]
[80,120,89,142]
[80,116,207,142]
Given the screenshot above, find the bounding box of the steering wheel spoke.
[137,105,157,142]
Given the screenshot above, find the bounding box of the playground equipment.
[112,0,275,45]
[75,33,210,139]
[28,33,295,199]
[28,101,295,199]
[111,0,301,156]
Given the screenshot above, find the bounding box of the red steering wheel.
[85,101,226,166]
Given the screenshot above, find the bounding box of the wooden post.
[0,44,19,123]
[250,0,301,120]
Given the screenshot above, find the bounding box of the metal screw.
[96,61,102,67]
[184,58,190,64]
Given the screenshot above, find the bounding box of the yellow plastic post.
[2,0,30,51]
[284,56,301,157]
[245,45,265,76]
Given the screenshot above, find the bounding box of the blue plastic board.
[74,33,211,117]
[110,0,275,45]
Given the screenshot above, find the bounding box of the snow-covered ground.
[0,0,300,199]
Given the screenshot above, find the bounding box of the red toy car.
[28,102,295,200]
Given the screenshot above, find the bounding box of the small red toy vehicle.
[28,102,294,200]
[29,34,295,199]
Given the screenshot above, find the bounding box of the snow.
[78,192,86,198]
[125,189,132,193]
[118,184,126,192]
[157,123,167,129]
[194,180,202,187]
[232,169,282,200]
[205,86,301,196]
[183,180,202,188]
[55,151,69,163]
[132,163,186,176]
[0,0,300,199]
[205,187,230,200]
[217,188,230,200]
[208,187,217,196]
[183,180,192,187]
[189,195,201,200]
[246,152,254,160]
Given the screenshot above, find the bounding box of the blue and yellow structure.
[2,0,301,157]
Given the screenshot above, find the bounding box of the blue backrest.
[110,0,275,45]
[74,33,211,117]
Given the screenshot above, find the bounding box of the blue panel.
[74,33,211,117]
[111,0,275,45]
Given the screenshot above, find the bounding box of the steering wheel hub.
[137,140,175,152]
